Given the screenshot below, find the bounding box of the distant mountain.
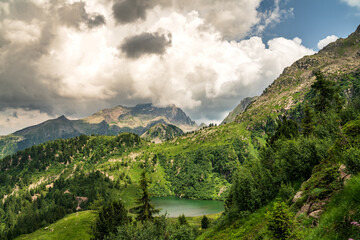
[221,97,259,124]
[0,103,197,158]
[141,123,184,143]
[83,103,196,133]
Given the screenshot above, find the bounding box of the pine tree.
[201,215,210,229]
[92,200,130,240]
[135,171,159,222]
[311,71,336,113]
[178,214,188,225]
[266,200,295,240]
[302,104,315,137]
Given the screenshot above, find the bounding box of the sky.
[0,0,360,135]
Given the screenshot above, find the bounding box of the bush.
[344,148,360,175]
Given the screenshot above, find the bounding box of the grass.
[15,209,222,240]
[305,174,360,240]
[197,202,272,240]
[15,211,97,240]
[168,212,222,229]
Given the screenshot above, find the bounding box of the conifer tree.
[201,215,210,229]
[266,200,295,240]
[302,104,315,136]
[311,71,336,113]
[178,214,188,225]
[92,200,130,240]
[135,171,159,222]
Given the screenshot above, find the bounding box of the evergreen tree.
[135,171,159,222]
[301,104,315,136]
[201,215,210,229]
[266,200,295,240]
[92,200,130,240]
[311,71,336,113]
[268,116,299,145]
[178,214,188,225]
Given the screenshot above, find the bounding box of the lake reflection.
[151,196,224,217]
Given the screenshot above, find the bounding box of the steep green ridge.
[221,96,258,124]
[141,123,184,143]
[0,103,197,159]
[197,26,360,240]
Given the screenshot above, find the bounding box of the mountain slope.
[141,123,184,143]
[236,27,360,124]
[0,104,197,158]
[221,96,258,124]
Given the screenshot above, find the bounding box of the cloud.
[57,2,106,29]
[111,0,291,39]
[0,0,313,134]
[112,0,152,24]
[341,0,360,8]
[117,12,314,120]
[317,35,339,49]
[120,32,172,58]
[0,108,53,135]
[87,14,106,28]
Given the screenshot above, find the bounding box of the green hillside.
[15,211,96,240]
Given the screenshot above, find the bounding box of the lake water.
[151,196,224,217]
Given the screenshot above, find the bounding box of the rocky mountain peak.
[355,24,360,34]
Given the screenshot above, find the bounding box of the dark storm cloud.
[87,14,106,28]
[58,2,106,29]
[0,13,60,114]
[112,0,149,24]
[120,32,172,58]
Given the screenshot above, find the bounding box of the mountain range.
[0,103,197,158]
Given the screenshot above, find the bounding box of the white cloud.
[0,108,54,135]
[0,0,314,133]
[341,0,360,8]
[1,19,42,44]
[317,35,339,49]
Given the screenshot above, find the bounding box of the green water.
[151,196,224,217]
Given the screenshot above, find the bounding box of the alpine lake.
[151,196,224,218]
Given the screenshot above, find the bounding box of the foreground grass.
[168,212,222,229]
[15,209,223,240]
[15,211,97,240]
[197,205,270,240]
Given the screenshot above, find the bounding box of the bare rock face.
[339,164,351,183]
[309,210,323,219]
[292,191,303,203]
[298,204,311,215]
